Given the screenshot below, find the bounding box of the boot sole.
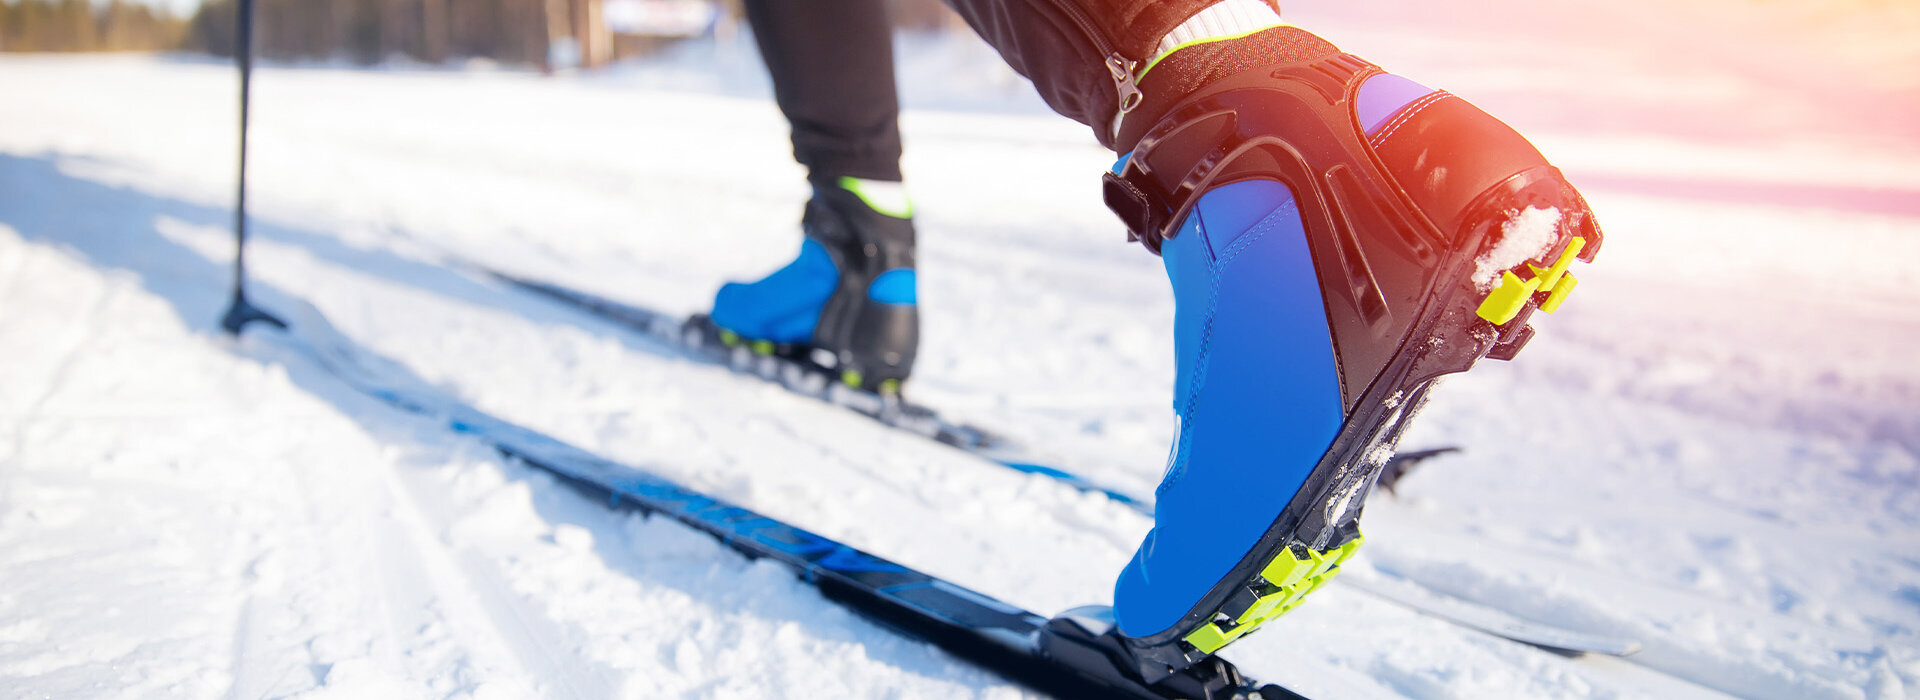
[699,317,907,396]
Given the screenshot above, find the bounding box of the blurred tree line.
[185,0,553,65]
[0,0,188,51]
[1,0,955,66]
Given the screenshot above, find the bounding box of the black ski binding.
[1038,606,1305,700]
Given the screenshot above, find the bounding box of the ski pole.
[219,0,286,335]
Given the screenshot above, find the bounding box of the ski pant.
[741,0,905,182]
[743,0,1325,181]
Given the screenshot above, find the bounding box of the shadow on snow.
[0,150,985,691]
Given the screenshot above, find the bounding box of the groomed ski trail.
[0,179,1046,697]
[6,3,1920,692]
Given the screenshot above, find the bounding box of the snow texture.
[1474,207,1560,289]
[3,0,1920,697]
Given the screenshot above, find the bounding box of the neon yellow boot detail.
[837,176,914,219]
[1259,548,1316,589]
[1307,549,1341,579]
[1236,591,1289,626]
[1540,274,1579,314]
[1192,532,1367,654]
[1534,236,1587,293]
[1477,271,1543,325]
[1333,534,1366,564]
[1185,621,1237,654]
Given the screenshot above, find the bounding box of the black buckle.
[1102,170,1172,255]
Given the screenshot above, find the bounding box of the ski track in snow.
[4,2,1920,696]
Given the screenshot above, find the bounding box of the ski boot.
[698,176,919,395]
[1066,30,1603,682]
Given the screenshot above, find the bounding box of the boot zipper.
[1106,54,1145,115]
[1052,1,1143,136]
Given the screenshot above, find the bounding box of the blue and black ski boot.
[698,176,919,394]
[1040,26,1604,684]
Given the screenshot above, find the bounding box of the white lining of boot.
[1112,0,1287,142]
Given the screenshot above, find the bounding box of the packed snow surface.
[3,1,1919,697]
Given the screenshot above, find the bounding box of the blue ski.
[246,297,1303,700]
[460,266,1643,659]
[475,264,1153,511]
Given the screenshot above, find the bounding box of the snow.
[1473,206,1561,289]
[3,0,1920,696]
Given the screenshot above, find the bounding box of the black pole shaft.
[220,0,285,335]
[233,0,251,295]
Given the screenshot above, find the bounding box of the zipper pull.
[1106,53,1143,115]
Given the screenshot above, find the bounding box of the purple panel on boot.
[1356,73,1437,136]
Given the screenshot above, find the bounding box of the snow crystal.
[1473,206,1562,289]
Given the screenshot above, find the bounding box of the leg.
[944,0,1604,674]
[740,0,904,181]
[709,0,919,393]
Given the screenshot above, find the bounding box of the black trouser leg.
[741,0,904,182]
[941,0,1331,151]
